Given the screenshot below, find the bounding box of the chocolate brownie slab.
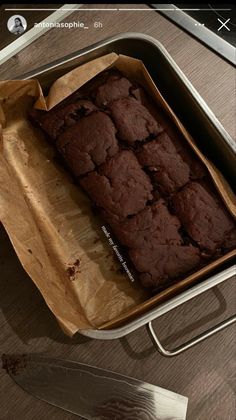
[130,245,201,288]
[136,132,190,194]
[172,182,235,254]
[80,150,153,219]
[30,98,97,141]
[105,199,182,249]
[29,68,235,293]
[56,111,118,176]
[108,97,163,145]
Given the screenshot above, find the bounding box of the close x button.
[217,18,231,31]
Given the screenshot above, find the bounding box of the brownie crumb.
[66,266,76,279]
[74,258,81,267]
[66,259,81,280]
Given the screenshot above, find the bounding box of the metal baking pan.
[19,33,236,356]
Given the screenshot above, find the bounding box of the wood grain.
[0,4,235,420]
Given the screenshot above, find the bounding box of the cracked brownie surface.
[172,182,235,254]
[92,73,133,107]
[80,150,153,219]
[30,99,97,141]
[56,111,119,176]
[105,199,182,249]
[136,132,190,194]
[108,97,163,144]
[132,87,206,180]
[130,245,201,288]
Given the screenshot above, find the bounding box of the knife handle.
[147,314,236,357]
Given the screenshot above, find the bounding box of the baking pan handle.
[147,314,236,357]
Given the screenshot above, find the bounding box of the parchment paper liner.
[0,53,235,335]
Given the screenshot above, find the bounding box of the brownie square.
[30,98,97,141]
[172,182,235,254]
[80,150,153,219]
[105,199,182,249]
[92,72,133,107]
[130,245,201,289]
[56,111,119,176]
[166,125,207,180]
[108,97,163,145]
[132,87,206,180]
[136,132,190,194]
[151,117,206,180]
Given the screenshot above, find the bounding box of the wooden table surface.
[0,4,235,420]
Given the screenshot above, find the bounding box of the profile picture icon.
[7,15,27,35]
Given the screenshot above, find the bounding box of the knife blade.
[2,354,188,419]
